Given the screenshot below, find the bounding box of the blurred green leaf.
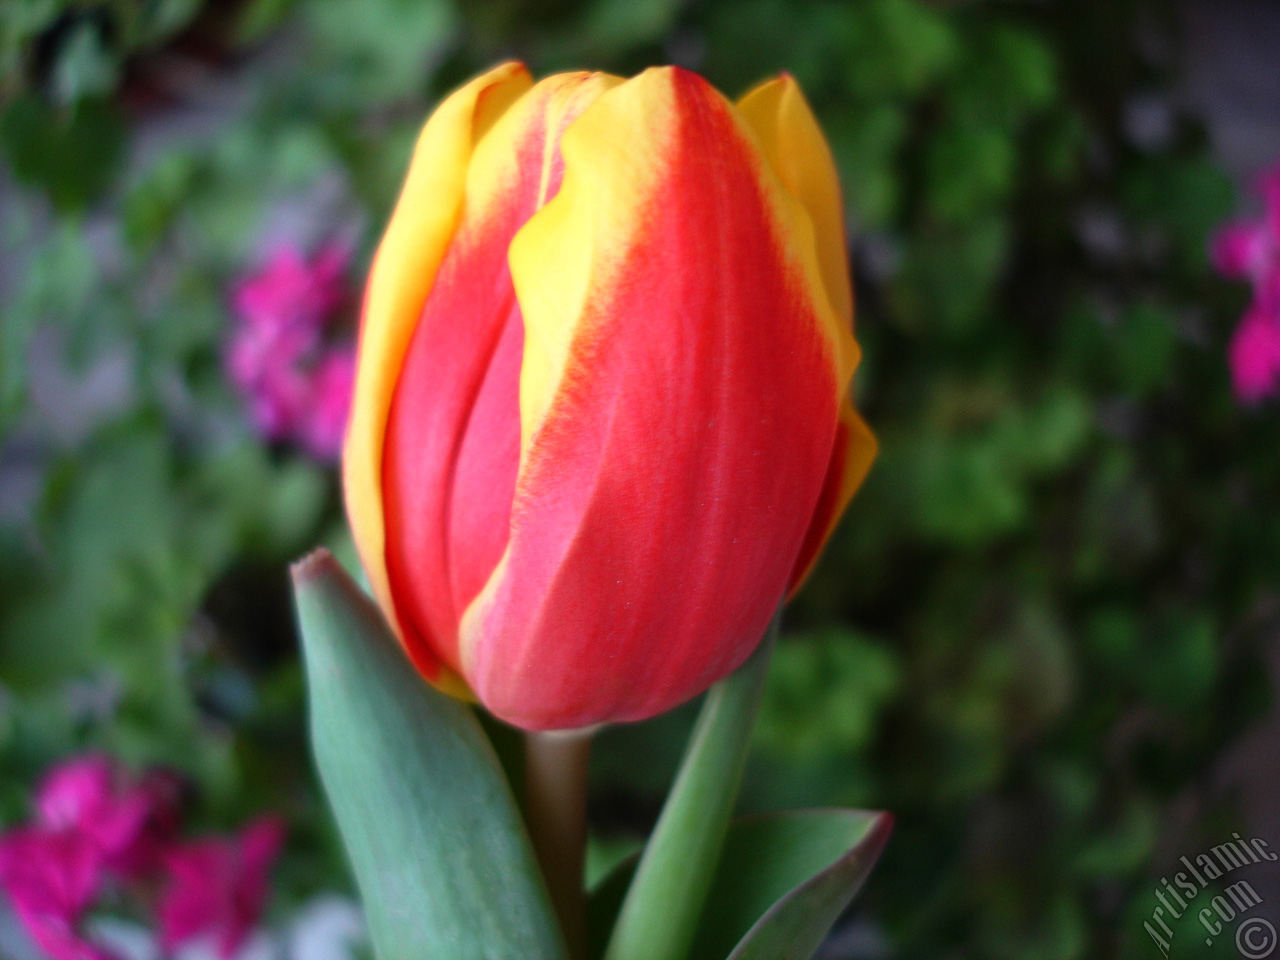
[0,0,62,88]
[1123,157,1235,272]
[827,102,907,227]
[837,0,958,99]
[1137,612,1219,710]
[890,380,1092,545]
[49,20,117,105]
[121,0,204,46]
[539,0,681,63]
[1111,302,1179,397]
[1071,802,1158,877]
[958,24,1058,122]
[756,629,900,759]
[0,95,124,211]
[235,0,299,45]
[305,0,455,105]
[925,118,1016,222]
[892,216,1010,333]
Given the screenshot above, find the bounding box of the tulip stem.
[524,728,592,960]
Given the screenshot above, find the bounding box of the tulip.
[343,62,876,731]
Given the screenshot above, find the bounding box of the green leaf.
[235,0,299,45]
[838,0,958,99]
[305,0,455,105]
[292,551,567,960]
[537,0,682,65]
[755,629,900,759]
[0,95,125,212]
[590,811,891,960]
[701,810,891,960]
[49,21,118,105]
[605,621,776,960]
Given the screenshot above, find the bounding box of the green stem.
[525,729,593,960]
[605,612,779,960]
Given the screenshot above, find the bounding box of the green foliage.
[297,560,887,960]
[0,0,1276,957]
[0,94,124,210]
[699,811,890,960]
[303,0,455,106]
[756,628,900,760]
[591,808,888,960]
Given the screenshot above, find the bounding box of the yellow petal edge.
[343,61,531,695]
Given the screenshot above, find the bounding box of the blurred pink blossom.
[1211,163,1280,404]
[158,818,285,960]
[35,755,180,879]
[300,350,356,461]
[0,827,117,960]
[232,244,347,333]
[226,243,357,460]
[0,755,188,960]
[1229,299,1280,404]
[0,755,283,960]
[1210,221,1270,280]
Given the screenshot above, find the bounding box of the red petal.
[465,68,848,728]
[383,74,620,672]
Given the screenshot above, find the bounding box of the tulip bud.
[343,62,876,730]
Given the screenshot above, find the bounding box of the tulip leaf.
[292,550,567,960]
[605,621,776,960]
[696,809,891,960]
[590,810,890,960]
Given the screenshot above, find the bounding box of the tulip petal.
[344,61,531,687]
[465,67,853,729]
[381,72,622,674]
[786,402,877,594]
[738,74,878,592]
[737,74,854,332]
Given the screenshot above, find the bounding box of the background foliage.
[1,0,1277,957]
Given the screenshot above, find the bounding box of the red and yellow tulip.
[343,62,876,731]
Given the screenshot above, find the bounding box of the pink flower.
[232,244,347,333]
[0,755,188,959]
[241,358,313,442]
[1229,301,1280,404]
[1211,161,1280,404]
[1210,221,1269,281]
[298,348,355,460]
[225,244,356,460]
[1,756,285,960]
[158,818,285,960]
[0,827,118,960]
[35,755,180,879]
[36,755,117,830]
[225,319,318,400]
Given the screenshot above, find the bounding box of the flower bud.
[344,63,875,730]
